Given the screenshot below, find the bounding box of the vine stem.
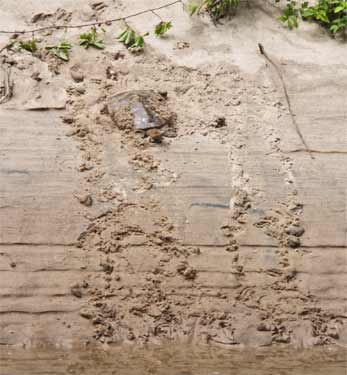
[151,10,163,21]
[0,0,184,35]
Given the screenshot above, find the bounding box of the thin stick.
[258,43,314,160]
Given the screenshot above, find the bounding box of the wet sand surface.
[1,346,346,375]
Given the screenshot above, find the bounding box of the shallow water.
[1,345,346,375]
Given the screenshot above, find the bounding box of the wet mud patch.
[1,345,346,375]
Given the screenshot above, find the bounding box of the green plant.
[279,1,299,29]
[117,27,148,51]
[19,38,38,53]
[330,14,347,33]
[79,27,105,49]
[154,21,172,37]
[189,0,240,22]
[279,0,347,35]
[301,0,347,33]
[46,41,72,61]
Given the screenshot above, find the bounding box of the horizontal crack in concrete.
[0,309,80,315]
[0,242,77,247]
[288,149,347,155]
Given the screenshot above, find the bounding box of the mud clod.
[286,235,301,248]
[212,116,227,128]
[184,267,197,280]
[286,225,305,237]
[100,261,114,274]
[71,285,83,298]
[70,67,85,83]
[177,262,197,280]
[79,309,93,319]
[75,193,93,207]
[257,322,272,332]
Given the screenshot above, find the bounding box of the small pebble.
[287,235,301,248]
[71,69,84,82]
[286,225,305,237]
[75,85,86,95]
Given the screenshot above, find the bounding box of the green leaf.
[46,41,72,61]
[79,27,105,49]
[334,5,345,12]
[279,2,298,29]
[117,29,128,40]
[117,27,147,52]
[154,21,172,37]
[56,49,69,61]
[125,30,134,45]
[132,35,145,49]
[19,39,38,53]
[94,41,105,49]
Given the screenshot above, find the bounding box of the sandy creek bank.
[0,0,346,368]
